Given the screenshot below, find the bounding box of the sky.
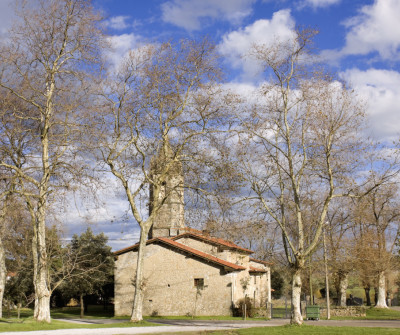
[93,0,400,141]
[1,0,400,250]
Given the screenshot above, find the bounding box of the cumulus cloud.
[299,0,341,9]
[340,68,400,141]
[104,15,131,31]
[322,0,400,61]
[105,33,140,68]
[218,10,296,80]
[161,0,256,31]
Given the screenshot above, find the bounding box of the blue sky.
[1,0,400,249]
[94,0,400,142]
[96,0,400,250]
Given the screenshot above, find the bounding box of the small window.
[194,278,204,288]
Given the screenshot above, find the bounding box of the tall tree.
[353,182,400,308]
[94,39,223,321]
[0,0,103,322]
[233,29,372,324]
[326,201,354,307]
[61,228,113,318]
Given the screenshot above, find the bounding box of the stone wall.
[114,242,233,316]
[319,306,366,317]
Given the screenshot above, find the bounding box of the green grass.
[366,308,400,319]
[236,325,400,334]
[0,306,161,332]
[142,325,400,335]
[0,318,160,332]
[51,305,115,319]
[4,305,116,320]
[330,307,400,320]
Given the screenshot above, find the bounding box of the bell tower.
[148,140,185,239]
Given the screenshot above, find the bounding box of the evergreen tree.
[61,228,114,318]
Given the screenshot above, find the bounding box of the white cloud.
[340,68,400,141]
[104,15,131,31]
[218,10,296,80]
[322,0,400,61]
[161,0,256,31]
[299,0,341,9]
[343,0,400,59]
[105,33,140,68]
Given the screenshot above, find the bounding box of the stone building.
[114,145,272,316]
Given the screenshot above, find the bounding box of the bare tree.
[325,201,354,307]
[353,182,400,308]
[0,0,103,322]
[93,39,223,321]
[233,29,371,324]
[0,192,11,318]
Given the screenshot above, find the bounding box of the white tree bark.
[130,227,150,322]
[0,237,6,319]
[338,273,348,307]
[291,270,303,325]
[375,271,388,308]
[34,206,51,322]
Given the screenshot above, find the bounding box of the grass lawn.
[330,307,400,320]
[234,325,400,334]
[141,325,400,335]
[0,318,160,332]
[51,305,115,319]
[0,306,160,332]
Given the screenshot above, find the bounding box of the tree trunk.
[34,208,51,323]
[32,224,39,319]
[338,272,348,307]
[130,226,150,322]
[0,237,6,319]
[375,271,388,308]
[365,286,371,306]
[80,293,84,318]
[290,269,303,325]
[323,228,330,320]
[84,296,88,314]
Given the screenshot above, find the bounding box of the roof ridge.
[249,265,267,273]
[172,232,253,254]
[249,257,273,265]
[157,237,245,271]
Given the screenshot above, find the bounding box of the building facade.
[114,144,272,316]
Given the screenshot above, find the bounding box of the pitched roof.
[113,238,158,256]
[172,232,253,254]
[157,237,246,271]
[249,266,267,273]
[114,236,246,271]
[250,257,273,266]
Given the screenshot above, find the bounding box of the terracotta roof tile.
[114,238,158,256]
[249,266,267,273]
[250,257,273,265]
[173,232,253,254]
[157,237,246,271]
[114,236,246,271]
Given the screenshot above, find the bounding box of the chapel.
[113,144,272,316]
